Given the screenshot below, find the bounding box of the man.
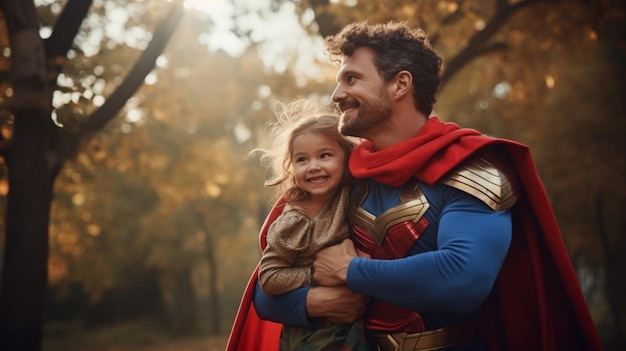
[226,21,603,351]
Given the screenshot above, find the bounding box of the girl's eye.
[295,157,306,163]
[320,153,332,159]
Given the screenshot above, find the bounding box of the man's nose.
[331,83,345,103]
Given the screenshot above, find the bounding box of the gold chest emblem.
[349,180,430,247]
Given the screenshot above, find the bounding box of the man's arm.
[313,191,512,314]
[253,282,368,325]
[253,283,314,327]
[306,285,368,323]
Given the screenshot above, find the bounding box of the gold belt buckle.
[383,333,401,351]
[371,332,412,351]
[370,318,481,351]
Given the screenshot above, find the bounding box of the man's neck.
[369,111,428,150]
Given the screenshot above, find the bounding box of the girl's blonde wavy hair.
[254,98,355,204]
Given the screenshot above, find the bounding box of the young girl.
[256,99,368,351]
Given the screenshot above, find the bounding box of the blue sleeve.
[252,282,318,327]
[347,190,512,314]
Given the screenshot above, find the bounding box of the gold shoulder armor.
[441,148,520,211]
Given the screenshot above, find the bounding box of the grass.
[42,320,228,351]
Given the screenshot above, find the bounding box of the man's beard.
[340,90,392,138]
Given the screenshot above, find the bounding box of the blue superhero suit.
[227,117,602,351]
[255,178,511,333]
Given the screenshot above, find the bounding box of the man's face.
[332,47,392,139]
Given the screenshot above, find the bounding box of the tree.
[41,3,332,337]
[0,1,184,349]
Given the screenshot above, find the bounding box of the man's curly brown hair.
[325,21,442,116]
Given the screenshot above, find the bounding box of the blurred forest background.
[0,0,624,350]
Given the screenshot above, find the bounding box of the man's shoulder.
[440,147,520,211]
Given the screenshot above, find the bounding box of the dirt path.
[44,335,228,351]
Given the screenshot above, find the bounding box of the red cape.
[226,117,603,351]
[225,199,284,351]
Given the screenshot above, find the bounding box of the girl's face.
[291,131,347,204]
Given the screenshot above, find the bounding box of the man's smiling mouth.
[338,100,358,112]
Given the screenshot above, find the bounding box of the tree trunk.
[597,195,624,349]
[170,265,198,334]
[206,230,220,334]
[0,1,54,350]
[0,1,184,349]
[0,111,56,350]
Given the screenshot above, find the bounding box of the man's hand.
[306,285,368,324]
[313,239,357,286]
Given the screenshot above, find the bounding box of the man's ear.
[391,70,412,99]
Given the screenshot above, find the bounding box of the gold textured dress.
[258,187,368,351]
[259,187,350,295]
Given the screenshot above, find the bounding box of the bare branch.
[44,0,93,59]
[310,0,342,37]
[78,2,184,142]
[441,0,555,85]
